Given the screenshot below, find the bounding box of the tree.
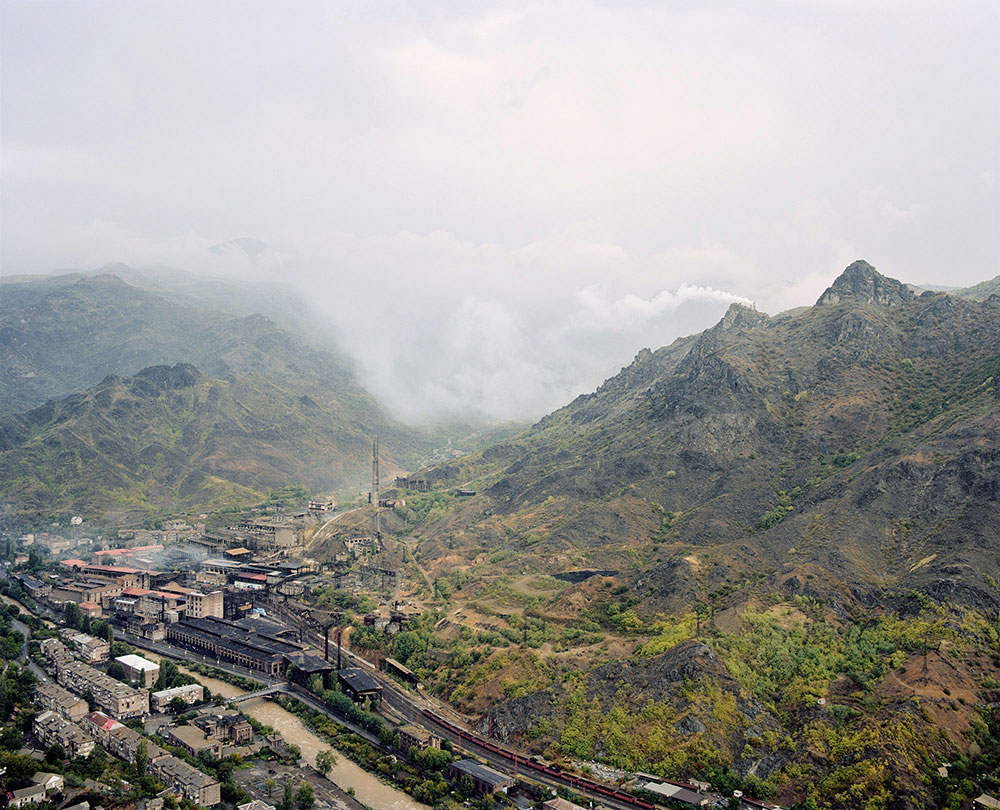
[134,739,149,775]
[295,782,315,810]
[413,747,452,771]
[107,661,128,682]
[169,697,188,713]
[44,743,66,764]
[315,749,336,777]
[264,777,277,797]
[27,548,45,571]
[280,779,295,810]
[64,602,83,631]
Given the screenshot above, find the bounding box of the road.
[8,605,54,683]
[306,507,365,553]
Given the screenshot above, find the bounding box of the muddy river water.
[144,655,428,810]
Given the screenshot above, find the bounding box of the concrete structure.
[115,653,160,688]
[394,476,430,491]
[159,585,224,619]
[51,580,122,608]
[80,711,123,747]
[162,724,222,758]
[99,724,220,807]
[105,724,169,765]
[79,601,102,618]
[542,798,587,810]
[33,710,95,757]
[7,785,46,807]
[396,724,438,758]
[152,684,204,712]
[63,631,110,662]
[16,574,51,598]
[337,667,383,705]
[58,562,152,588]
[152,755,221,806]
[35,681,88,722]
[165,616,301,675]
[125,617,166,641]
[641,781,710,807]
[30,772,64,794]
[113,587,185,623]
[448,759,514,796]
[56,660,149,718]
[193,712,252,744]
[230,520,296,549]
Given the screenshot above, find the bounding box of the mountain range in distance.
[0,270,518,522]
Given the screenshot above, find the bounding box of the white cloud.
[2,1,998,420]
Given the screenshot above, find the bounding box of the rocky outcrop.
[816,260,915,307]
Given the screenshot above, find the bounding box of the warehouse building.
[165,616,302,676]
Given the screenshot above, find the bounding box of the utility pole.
[372,436,381,544]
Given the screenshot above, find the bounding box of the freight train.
[422,708,708,809]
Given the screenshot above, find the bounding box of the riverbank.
[140,652,428,810]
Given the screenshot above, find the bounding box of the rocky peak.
[816,260,914,307]
[131,363,202,390]
[714,302,769,332]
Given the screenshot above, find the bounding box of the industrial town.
[0,444,765,810]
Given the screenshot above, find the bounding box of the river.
[142,654,427,810]
[1,593,56,627]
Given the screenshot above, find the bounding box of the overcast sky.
[2,1,998,421]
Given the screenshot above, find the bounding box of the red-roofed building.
[80,711,124,746]
[232,572,267,590]
[79,601,102,618]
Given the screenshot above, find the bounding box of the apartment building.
[34,682,88,722]
[159,584,224,619]
[56,660,149,718]
[152,755,221,806]
[151,684,204,712]
[115,654,160,688]
[32,710,95,758]
[61,631,110,662]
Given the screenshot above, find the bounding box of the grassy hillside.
[954,274,1000,301]
[0,363,387,522]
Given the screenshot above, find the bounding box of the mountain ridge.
[407,261,1000,614]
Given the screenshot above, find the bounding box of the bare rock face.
[816,260,915,307]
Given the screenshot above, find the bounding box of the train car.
[421,708,659,809]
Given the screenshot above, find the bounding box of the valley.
[0,261,999,810]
